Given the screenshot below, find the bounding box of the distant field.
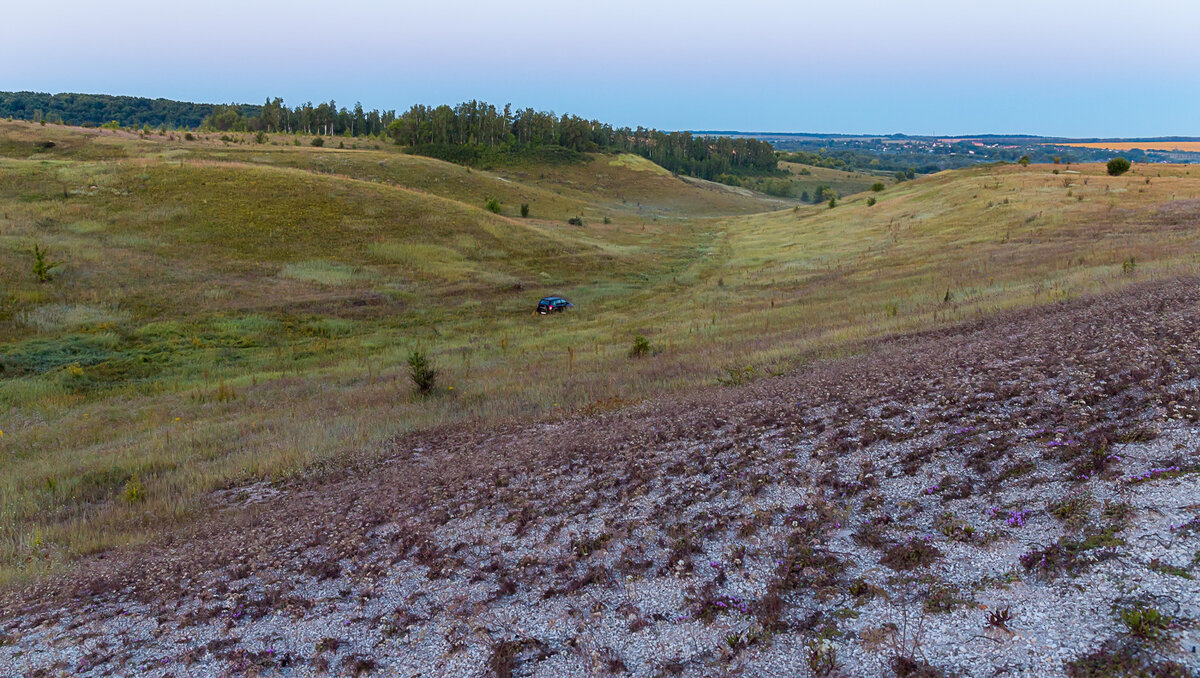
[2,119,1199,585]
[1053,140,1200,152]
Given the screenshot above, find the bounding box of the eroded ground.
[3,279,1200,677]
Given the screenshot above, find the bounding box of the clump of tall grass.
[279,260,359,286]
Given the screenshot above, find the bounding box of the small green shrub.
[1107,157,1131,176]
[717,365,755,386]
[867,196,877,207]
[828,196,837,208]
[934,512,975,542]
[1121,257,1136,275]
[32,244,60,283]
[122,475,146,503]
[1049,491,1095,529]
[567,216,584,226]
[311,137,325,147]
[485,198,501,214]
[628,334,654,358]
[1117,602,1172,642]
[1018,155,1031,166]
[254,130,267,144]
[520,203,530,218]
[871,182,886,192]
[406,350,438,394]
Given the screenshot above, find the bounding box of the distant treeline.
[386,101,778,178]
[212,98,395,137]
[0,91,257,129]
[0,91,778,180]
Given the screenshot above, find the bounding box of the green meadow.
[2,119,1198,584]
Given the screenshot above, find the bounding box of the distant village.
[711,131,1200,173]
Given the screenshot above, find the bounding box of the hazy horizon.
[3,0,1198,137]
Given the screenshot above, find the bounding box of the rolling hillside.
[778,160,890,199]
[1,118,1199,596]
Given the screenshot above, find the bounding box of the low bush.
[1107,157,1131,176]
[1117,602,1172,642]
[1066,639,1193,677]
[32,244,60,282]
[628,335,654,358]
[122,475,146,503]
[407,350,438,394]
[881,537,943,570]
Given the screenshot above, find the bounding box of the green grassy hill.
[1,119,1198,584]
[778,160,891,198]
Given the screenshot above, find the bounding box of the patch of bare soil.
[4,279,1200,677]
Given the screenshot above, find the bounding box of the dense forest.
[386,101,778,178]
[0,91,778,181]
[0,91,258,130]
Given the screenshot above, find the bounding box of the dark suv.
[536,296,574,314]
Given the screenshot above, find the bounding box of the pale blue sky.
[2,0,1197,136]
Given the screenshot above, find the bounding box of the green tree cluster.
[386,100,778,180]
[1107,157,1132,176]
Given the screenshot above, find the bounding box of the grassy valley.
[2,119,1199,587]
